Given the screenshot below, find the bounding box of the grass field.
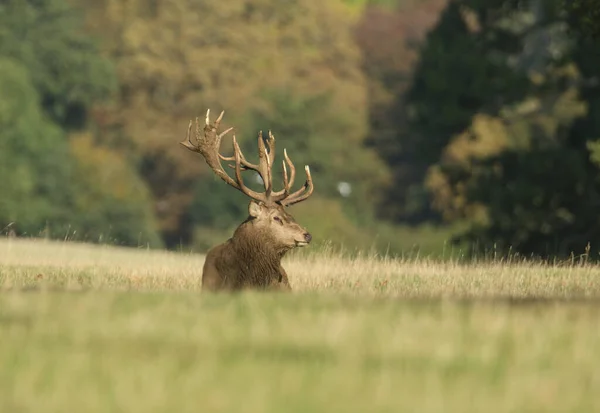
[2,237,600,412]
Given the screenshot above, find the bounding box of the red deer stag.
[180,109,314,292]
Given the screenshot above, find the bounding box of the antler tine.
[263,146,272,197]
[179,109,268,204]
[180,109,313,206]
[280,165,314,206]
[271,148,296,201]
[222,130,278,200]
[180,119,195,151]
[215,110,225,125]
[254,131,274,194]
[267,131,276,166]
[220,129,257,171]
[232,136,245,190]
[281,160,289,195]
[221,147,260,171]
[179,116,202,152]
[232,135,268,202]
[283,148,296,190]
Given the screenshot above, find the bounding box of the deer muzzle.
[296,232,312,247]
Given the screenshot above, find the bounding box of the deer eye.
[273,216,282,223]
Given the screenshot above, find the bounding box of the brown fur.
[201,201,311,292]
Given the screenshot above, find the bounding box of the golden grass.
[2,237,600,299]
[2,237,600,412]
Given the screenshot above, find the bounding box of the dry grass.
[1,237,600,413]
[2,237,600,299]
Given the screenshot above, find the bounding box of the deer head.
[180,109,314,251]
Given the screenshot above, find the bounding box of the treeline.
[394,0,600,258]
[0,0,161,247]
[2,0,600,259]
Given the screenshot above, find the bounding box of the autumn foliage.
[3,0,600,259]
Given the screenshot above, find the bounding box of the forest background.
[1,0,599,259]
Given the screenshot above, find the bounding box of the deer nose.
[304,233,312,243]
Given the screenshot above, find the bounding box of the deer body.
[180,109,314,292]
[202,242,292,291]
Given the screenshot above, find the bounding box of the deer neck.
[230,224,286,270]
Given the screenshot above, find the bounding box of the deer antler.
[180,109,314,206]
[266,132,314,206]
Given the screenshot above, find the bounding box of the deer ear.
[248,200,263,218]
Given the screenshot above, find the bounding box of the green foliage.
[400,0,600,259]
[380,0,552,225]
[190,178,248,232]
[353,0,448,223]
[562,0,600,39]
[0,0,116,128]
[287,197,367,249]
[341,0,399,14]
[455,5,600,258]
[0,58,73,235]
[342,0,436,12]
[587,140,600,168]
[188,174,248,251]
[461,146,600,258]
[241,89,389,216]
[426,81,587,223]
[0,0,161,247]
[405,0,531,165]
[7,0,598,259]
[67,133,163,247]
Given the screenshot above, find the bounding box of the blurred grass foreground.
[3,0,600,410]
[1,237,600,412]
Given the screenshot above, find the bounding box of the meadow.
[1,237,600,412]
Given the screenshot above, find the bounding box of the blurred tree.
[388,0,534,223]
[0,0,162,246]
[430,73,590,256]
[242,89,389,221]
[562,0,600,39]
[68,133,163,247]
[427,65,587,222]
[0,58,73,236]
[341,0,400,15]
[70,0,387,247]
[0,0,116,129]
[354,0,447,223]
[412,0,600,258]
